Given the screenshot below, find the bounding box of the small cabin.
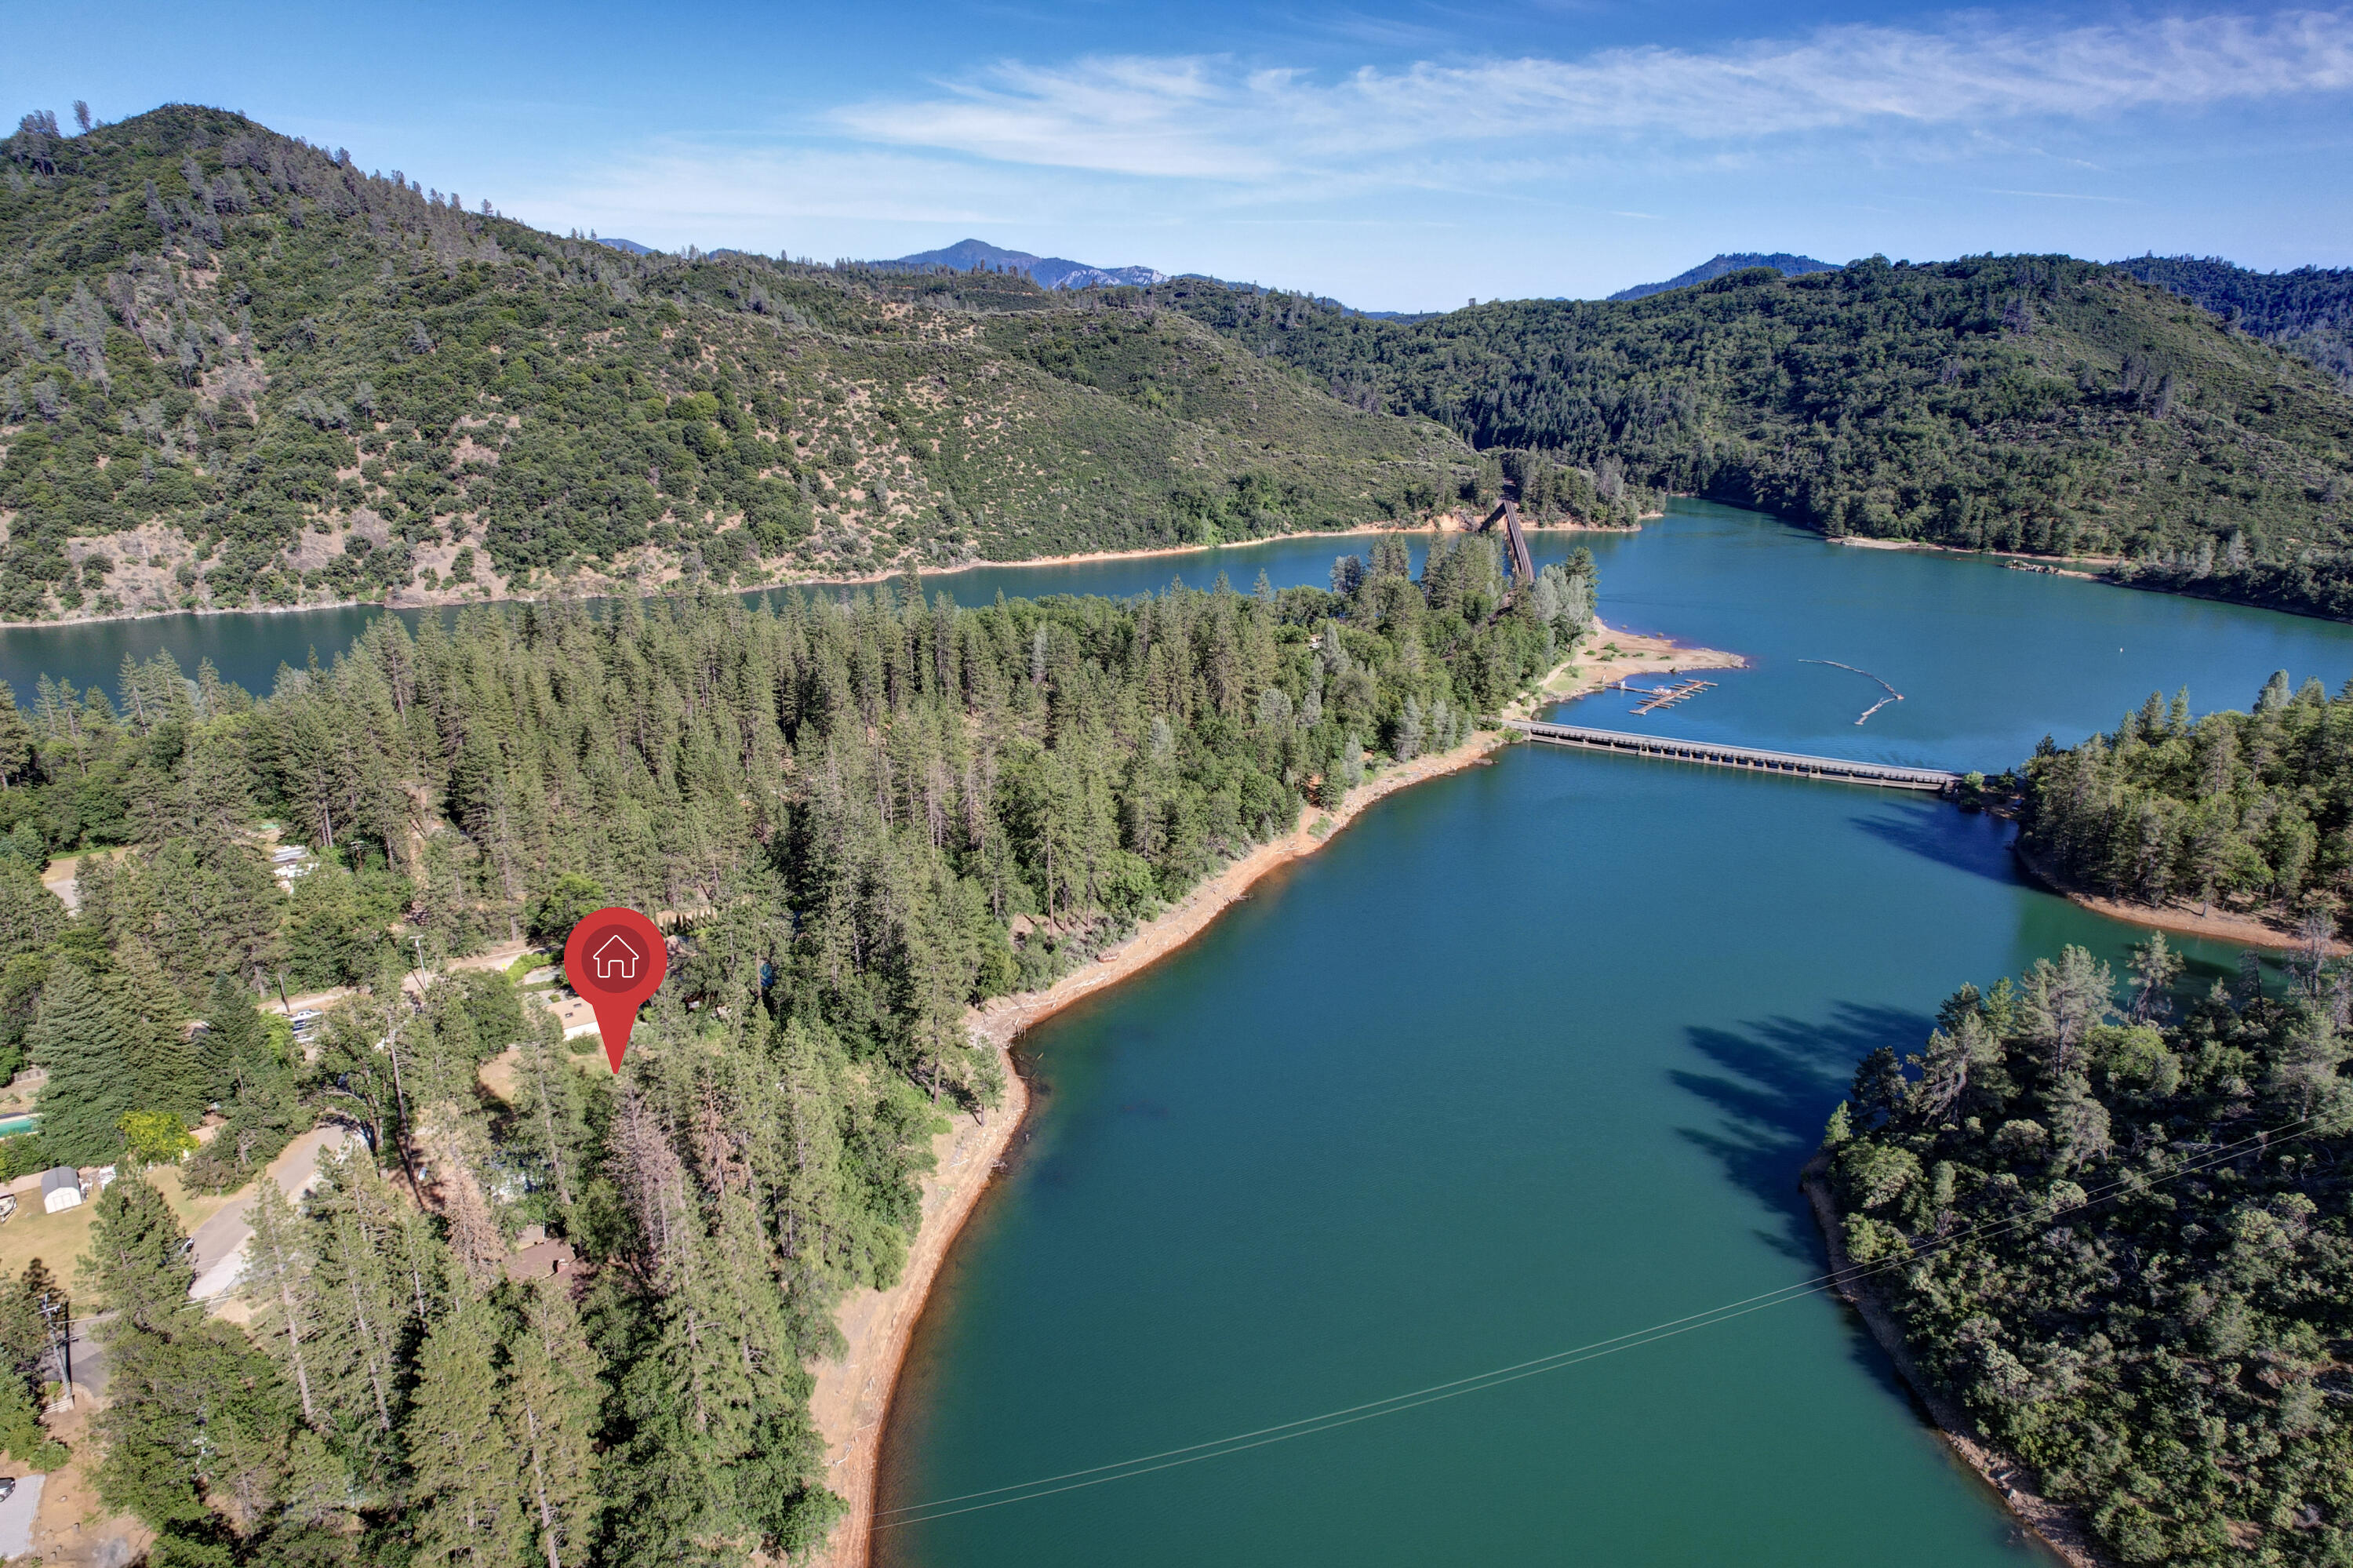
[40,1166,80,1213]
[506,1238,577,1282]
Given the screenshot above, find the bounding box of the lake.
[0,534,1456,703]
[8,504,2349,1563]
[5,508,2341,758]
[867,503,2353,1566]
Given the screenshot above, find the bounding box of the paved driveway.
[0,1472,43,1558]
[187,1124,355,1301]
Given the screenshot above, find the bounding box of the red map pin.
[562,907,667,1072]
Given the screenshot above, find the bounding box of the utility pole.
[377,954,424,1202]
[383,1004,422,1200]
[38,1290,69,1411]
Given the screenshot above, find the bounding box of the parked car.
[0,1475,16,1500]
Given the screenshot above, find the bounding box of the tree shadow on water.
[1672,1001,1933,1264]
[1675,1003,1945,1413]
[1847,806,2019,886]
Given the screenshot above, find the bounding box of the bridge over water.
[1502,719,1963,793]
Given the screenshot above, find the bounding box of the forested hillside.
[2017,671,2353,930]
[1605,251,1836,301]
[1153,258,2353,617]
[0,105,1482,624]
[2117,256,2353,391]
[0,533,1592,1564]
[1822,940,2353,1565]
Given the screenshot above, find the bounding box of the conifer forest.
[0,533,1591,1565]
[5,49,2353,1568]
[1822,934,2353,1566]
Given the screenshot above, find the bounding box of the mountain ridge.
[1151,255,2353,617]
[1607,251,1840,301]
[0,105,1496,623]
[878,237,1166,290]
[2114,253,2353,387]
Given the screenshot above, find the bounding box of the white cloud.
[831,9,2353,179]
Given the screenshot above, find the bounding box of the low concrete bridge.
[1503,719,1963,793]
[1479,498,1537,586]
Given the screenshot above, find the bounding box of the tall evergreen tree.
[305,1151,428,1445]
[513,1018,589,1219]
[118,937,202,1121]
[407,1297,527,1567]
[86,1173,297,1538]
[29,961,140,1162]
[506,1279,604,1568]
[242,1179,322,1428]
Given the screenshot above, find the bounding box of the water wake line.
[1803,660,1904,724]
[874,1116,2312,1532]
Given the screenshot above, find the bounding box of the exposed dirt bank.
[2011,842,2347,956]
[0,516,1632,628]
[1825,535,2126,583]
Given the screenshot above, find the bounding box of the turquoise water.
[6,508,2343,746]
[9,507,2352,1563]
[871,504,2353,1567]
[0,1115,38,1138]
[0,534,1436,702]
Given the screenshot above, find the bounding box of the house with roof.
[505,1224,578,1282]
[40,1167,79,1213]
[593,933,640,982]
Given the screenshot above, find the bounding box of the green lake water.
[9,504,2353,1563]
[0,533,1457,702]
[869,504,2353,1567]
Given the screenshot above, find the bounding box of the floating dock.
[1614,678,1716,715]
[1503,719,1962,792]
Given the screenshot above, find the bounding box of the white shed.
[39,1166,80,1214]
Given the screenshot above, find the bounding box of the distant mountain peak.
[879,238,1166,291]
[1608,253,1838,302]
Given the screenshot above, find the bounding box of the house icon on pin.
[594,934,641,982]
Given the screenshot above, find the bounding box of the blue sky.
[9,2,2353,309]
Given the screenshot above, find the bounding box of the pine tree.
[407,1298,527,1566]
[86,1173,296,1537]
[181,728,253,842]
[613,1187,838,1564]
[0,1263,54,1394]
[766,1018,846,1278]
[0,860,62,962]
[82,1170,195,1334]
[242,1180,321,1427]
[119,937,202,1121]
[506,1279,604,1568]
[0,1366,64,1468]
[515,1020,587,1217]
[307,1151,430,1442]
[29,962,140,1162]
[0,683,35,789]
[200,972,263,1107]
[420,1111,507,1293]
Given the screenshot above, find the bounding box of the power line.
[877,1114,2312,1531]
